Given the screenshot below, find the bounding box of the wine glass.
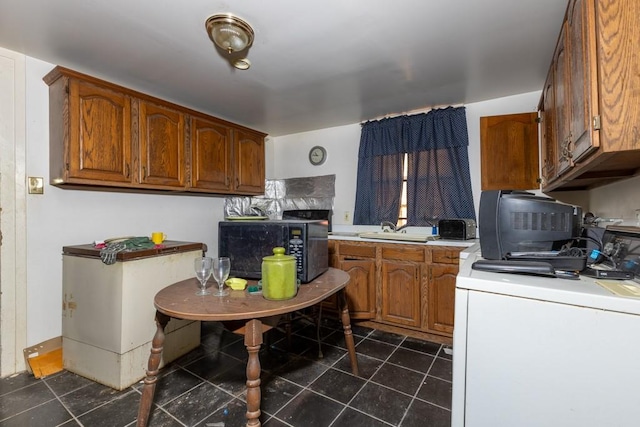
[212,257,231,296]
[194,257,213,295]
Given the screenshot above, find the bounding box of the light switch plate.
[28,177,44,194]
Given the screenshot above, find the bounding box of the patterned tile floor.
[0,317,452,426]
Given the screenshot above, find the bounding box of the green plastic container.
[262,247,297,300]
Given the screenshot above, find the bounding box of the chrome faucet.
[380,221,410,233]
[380,221,397,232]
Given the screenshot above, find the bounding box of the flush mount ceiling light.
[205,14,254,70]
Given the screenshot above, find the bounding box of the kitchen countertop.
[329,233,477,247]
[329,225,477,247]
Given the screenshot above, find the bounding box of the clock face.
[309,146,327,165]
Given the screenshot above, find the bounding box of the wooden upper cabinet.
[567,0,599,163]
[480,112,539,190]
[234,128,265,194]
[47,75,133,185]
[541,0,640,191]
[44,66,266,195]
[540,69,557,184]
[554,23,572,176]
[190,115,233,192]
[137,100,186,188]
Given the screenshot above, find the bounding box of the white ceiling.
[0,0,566,137]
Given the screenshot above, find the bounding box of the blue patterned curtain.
[354,106,475,225]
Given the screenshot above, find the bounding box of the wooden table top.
[154,268,349,322]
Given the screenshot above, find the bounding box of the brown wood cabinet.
[335,243,376,319]
[189,115,233,192]
[541,69,557,183]
[233,128,266,194]
[426,249,460,335]
[48,77,133,185]
[380,246,424,328]
[540,0,640,191]
[137,100,187,189]
[44,66,266,195]
[480,112,539,190]
[328,239,464,339]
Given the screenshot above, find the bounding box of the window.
[398,154,408,228]
[354,107,476,225]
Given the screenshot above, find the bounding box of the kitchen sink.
[358,231,439,242]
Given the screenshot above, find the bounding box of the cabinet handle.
[143,166,147,180]
[125,164,130,178]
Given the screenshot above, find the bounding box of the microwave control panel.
[287,226,306,274]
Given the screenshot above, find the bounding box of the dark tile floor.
[0,317,452,427]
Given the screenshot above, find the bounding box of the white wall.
[268,124,361,224]
[24,57,226,346]
[270,91,542,224]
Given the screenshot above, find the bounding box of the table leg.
[338,289,359,376]
[137,311,170,427]
[244,319,263,427]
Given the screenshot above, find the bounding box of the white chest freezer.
[62,241,204,390]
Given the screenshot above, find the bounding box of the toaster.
[438,219,477,240]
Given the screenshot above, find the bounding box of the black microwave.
[218,220,328,283]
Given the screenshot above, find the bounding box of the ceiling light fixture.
[205,13,254,63]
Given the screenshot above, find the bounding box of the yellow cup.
[151,232,166,244]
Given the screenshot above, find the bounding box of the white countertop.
[457,250,640,316]
[329,225,477,247]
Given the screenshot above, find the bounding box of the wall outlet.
[343,211,351,222]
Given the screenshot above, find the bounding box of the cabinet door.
[596,0,640,153]
[540,70,557,184]
[233,129,265,194]
[480,113,539,190]
[190,116,233,192]
[567,0,599,163]
[554,23,572,176]
[67,79,132,183]
[427,264,458,335]
[340,258,376,319]
[381,260,421,327]
[138,100,186,188]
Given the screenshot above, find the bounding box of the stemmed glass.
[212,257,231,297]
[194,257,213,295]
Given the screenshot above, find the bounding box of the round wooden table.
[136,268,359,427]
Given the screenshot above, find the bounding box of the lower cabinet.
[427,264,458,335]
[335,243,376,319]
[329,239,463,339]
[426,249,462,335]
[380,246,424,328]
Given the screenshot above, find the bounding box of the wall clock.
[309,146,327,166]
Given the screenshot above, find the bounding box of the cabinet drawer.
[431,249,461,264]
[381,246,425,262]
[339,243,376,258]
